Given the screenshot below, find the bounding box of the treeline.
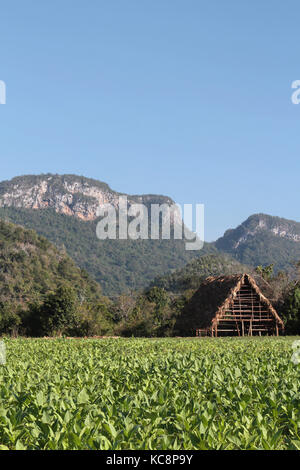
[2,263,300,337]
[0,284,188,337]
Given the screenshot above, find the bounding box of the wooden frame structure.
[179,273,284,337]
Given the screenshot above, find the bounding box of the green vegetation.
[0,218,102,304]
[114,287,180,337]
[2,209,300,296]
[0,216,299,337]
[0,219,108,335]
[0,207,217,295]
[282,286,300,334]
[250,264,300,336]
[25,285,80,337]
[1,177,300,336]
[255,263,274,281]
[150,253,248,292]
[0,337,299,450]
[1,176,300,295]
[3,176,300,296]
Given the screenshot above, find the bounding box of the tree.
[281,284,300,334]
[117,299,156,337]
[111,294,136,322]
[34,284,79,336]
[145,287,169,323]
[255,264,274,281]
[78,299,114,336]
[0,302,21,336]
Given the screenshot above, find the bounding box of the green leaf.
[77,388,89,405]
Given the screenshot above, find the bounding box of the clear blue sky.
[1,1,300,241]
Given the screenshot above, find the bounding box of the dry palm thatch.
[175,273,284,336]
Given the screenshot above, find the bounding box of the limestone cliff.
[0,174,178,222]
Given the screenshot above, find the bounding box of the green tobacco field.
[0,337,299,450]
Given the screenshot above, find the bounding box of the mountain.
[149,253,249,293]
[0,174,214,295]
[0,174,178,221]
[215,213,300,272]
[0,218,102,310]
[3,176,297,296]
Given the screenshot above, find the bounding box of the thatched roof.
[175,273,284,335]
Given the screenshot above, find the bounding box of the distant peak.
[216,213,300,251]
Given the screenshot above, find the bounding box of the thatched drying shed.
[175,273,284,337]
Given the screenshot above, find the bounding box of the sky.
[0,0,300,241]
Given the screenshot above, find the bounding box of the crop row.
[0,337,299,450]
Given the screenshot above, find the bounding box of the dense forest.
[0,207,217,295]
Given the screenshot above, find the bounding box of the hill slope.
[0,218,102,309]
[214,214,300,272]
[0,174,213,295]
[150,253,249,293]
[0,206,217,295]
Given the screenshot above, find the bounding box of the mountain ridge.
[0,174,177,222]
[0,174,209,294]
[215,213,300,272]
[1,174,300,294]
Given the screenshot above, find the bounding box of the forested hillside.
[0,219,103,333]
[215,214,300,273]
[150,253,249,292]
[0,206,215,295]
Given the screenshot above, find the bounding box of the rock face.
[0,174,204,295]
[214,213,300,273]
[0,174,180,223]
[216,214,300,251]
